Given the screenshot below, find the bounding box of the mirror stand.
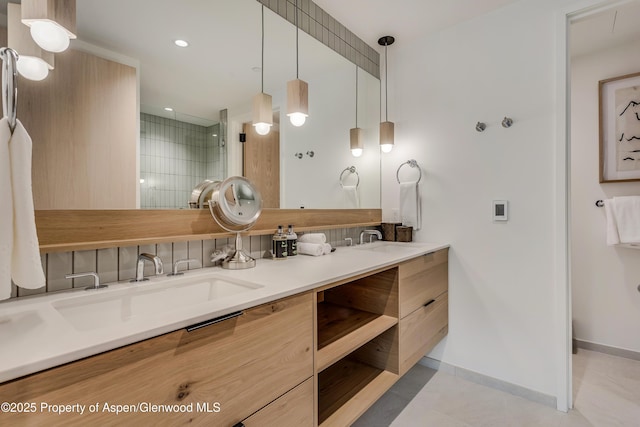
[223,232,256,269]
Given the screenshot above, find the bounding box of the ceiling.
[3,0,640,124]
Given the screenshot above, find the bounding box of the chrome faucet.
[359,229,382,245]
[167,258,198,276]
[66,272,107,291]
[131,253,163,282]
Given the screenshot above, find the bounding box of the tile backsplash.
[9,227,371,299]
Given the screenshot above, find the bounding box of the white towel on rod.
[604,199,620,246]
[0,118,13,299]
[5,118,45,297]
[342,185,359,208]
[400,181,421,231]
[609,196,640,244]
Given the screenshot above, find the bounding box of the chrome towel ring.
[340,166,360,188]
[396,159,422,184]
[0,47,18,134]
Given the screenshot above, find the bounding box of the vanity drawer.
[399,292,448,376]
[0,293,313,427]
[399,248,448,318]
[241,378,313,427]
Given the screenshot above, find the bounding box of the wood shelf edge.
[317,315,398,372]
[319,370,398,427]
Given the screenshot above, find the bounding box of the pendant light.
[21,0,77,53]
[287,0,308,127]
[7,3,54,81]
[350,65,363,157]
[378,35,395,153]
[252,5,272,136]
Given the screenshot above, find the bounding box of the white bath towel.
[298,233,327,244]
[609,196,640,244]
[6,119,45,296]
[400,181,421,231]
[0,119,13,299]
[604,199,620,246]
[322,243,332,255]
[342,185,359,208]
[297,242,324,256]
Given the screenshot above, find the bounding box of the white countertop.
[0,241,448,383]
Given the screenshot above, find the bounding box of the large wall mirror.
[2,0,381,210]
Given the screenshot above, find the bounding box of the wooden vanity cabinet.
[316,248,449,426]
[0,293,313,427]
[398,248,449,375]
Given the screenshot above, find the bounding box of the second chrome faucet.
[131,253,164,282]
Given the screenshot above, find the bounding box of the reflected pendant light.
[252,5,272,136]
[378,35,395,153]
[350,65,363,157]
[21,0,77,53]
[7,3,53,81]
[286,0,308,127]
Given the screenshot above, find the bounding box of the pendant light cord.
[384,43,388,121]
[261,5,265,93]
[355,65,359,128]
[295,0,299,79]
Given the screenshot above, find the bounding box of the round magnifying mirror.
[208,177,263,269]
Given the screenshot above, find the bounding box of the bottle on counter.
[272,225,288,260]
[286,225,297,256]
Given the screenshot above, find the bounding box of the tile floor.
[354,349,640,426]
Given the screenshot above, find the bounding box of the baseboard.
[418,357,557,408]
[575,339,640,361]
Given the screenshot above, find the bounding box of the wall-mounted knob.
[502,117,513,128]
[475,122,486,132]
[306,151,315,158]
[294,152,303,159]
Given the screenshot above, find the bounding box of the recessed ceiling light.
[164,107,174,112]
[174,39,189,47]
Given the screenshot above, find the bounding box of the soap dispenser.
[286,225,297,256]
[272,225,288,260]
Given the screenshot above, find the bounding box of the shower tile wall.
[140,113,226,209]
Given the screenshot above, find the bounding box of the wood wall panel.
[20,49,137,209]
[35,208,382,252]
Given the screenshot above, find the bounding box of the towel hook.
[396,159,422,184]
[340,166,360,189]
[0,47,18,134]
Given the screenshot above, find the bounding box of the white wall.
[571,39,640,352]
[381,0,573,399]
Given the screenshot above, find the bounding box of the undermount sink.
[52,275,262,331]
[354,241,418,253]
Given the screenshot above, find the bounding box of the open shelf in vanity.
[315,267,400,426]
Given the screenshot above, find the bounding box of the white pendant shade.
[21,0,77,53]
[7,3,54,81]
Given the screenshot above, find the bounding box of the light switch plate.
[493,200,508,221]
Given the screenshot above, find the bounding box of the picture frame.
[599,71,640,182]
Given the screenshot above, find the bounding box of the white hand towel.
[9,119,45,291]
[604,199,620,246]
[298,233,327,244]
[298,242,324,256]
[0,119,13,300]
[611,196,640,244]
[342,185,360,208]
[400,181,421,231]
[322,243,332,255]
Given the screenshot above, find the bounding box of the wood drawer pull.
[423,299,436,308]
[186,311,243,332]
